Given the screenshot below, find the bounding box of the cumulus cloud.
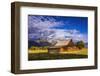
[47,29,88,43]
[28,15,88,43]
[28,15,64,29]
[28,15,64,40]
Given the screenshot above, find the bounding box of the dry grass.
[60,48,88,55]
[28,49,48,53]
[28,47,88,60]
[28,46,48,53]
[28,46,88,56]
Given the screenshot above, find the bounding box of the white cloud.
[28,16,64,29]
[28,16,88,43]
[47,28,88,43]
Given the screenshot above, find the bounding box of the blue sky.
[28,15,88,43]
[49,16,88,34]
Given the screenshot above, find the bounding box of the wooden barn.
[48,39,76,54]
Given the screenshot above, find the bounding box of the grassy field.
[60,48,88,55]
[28,53,87,60]
[28,48,88,60]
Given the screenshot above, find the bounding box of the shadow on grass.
[28,53,88,61]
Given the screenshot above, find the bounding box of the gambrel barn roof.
[54,39,73,47]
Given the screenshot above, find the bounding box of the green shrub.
[76,41,85,49]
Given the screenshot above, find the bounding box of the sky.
[28,15,88,43]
